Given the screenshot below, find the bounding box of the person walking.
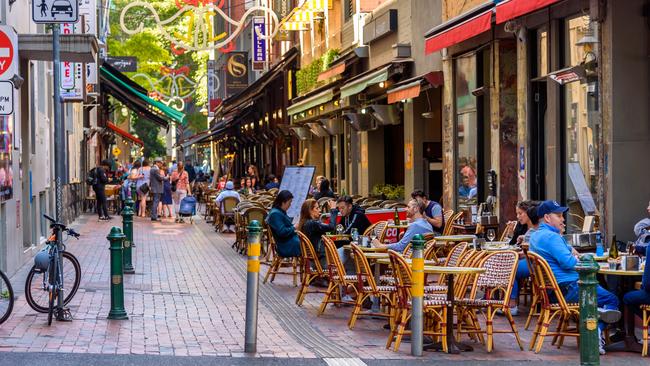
[161,164,174,219]
[135,160,151,218]
[91,160,111,221]
[171,161,191,223]
[149,158,166,222]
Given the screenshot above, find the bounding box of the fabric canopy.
[425,10,493,55]
[287,88,336,116]
[100,66,185,125]
[496,0,560,24]
[317,62,346,82]
[340,66,389,99]
[387,80,421,104]
[106,122,144,146]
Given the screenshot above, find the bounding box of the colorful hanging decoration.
[120,2,280,53]
[133,65,220,112]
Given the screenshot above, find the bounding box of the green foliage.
[296,49,340,95]
[132,117,167,158]
[185,112,209,135]
[371,184,405,200]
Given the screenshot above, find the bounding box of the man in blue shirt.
[372,199,433,252]
[411,190,444,235]
[530,200,620,354]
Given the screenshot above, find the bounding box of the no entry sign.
[0,26,18,81]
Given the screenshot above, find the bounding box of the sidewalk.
[0,214,646,365]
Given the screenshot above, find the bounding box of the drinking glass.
[336,224,344,235]
[486,229,496,243]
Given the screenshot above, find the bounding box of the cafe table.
[342,244,386,253]
[422,265,486,354]
[598,262,644,353]
[434,235,477,243]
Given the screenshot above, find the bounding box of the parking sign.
[33,0,79,24]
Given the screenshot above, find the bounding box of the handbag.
[139,182,150,194]
[171,180,177,192]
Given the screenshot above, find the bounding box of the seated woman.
[298,199,338,268]
[265,190,301,258]
[507,200,540,315]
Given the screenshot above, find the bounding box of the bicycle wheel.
[47,287,56,326]
[25,251,81,313]
[0,270,14,324]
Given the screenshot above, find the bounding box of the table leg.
[371,262,381,312]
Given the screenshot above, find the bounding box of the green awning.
[340,66,389,99]
[100,66,185,124]
[287,88,335,116]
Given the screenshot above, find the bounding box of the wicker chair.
[500,221,517,241]
[437,242,469,285]
[295,232,327,306]
[527,251,580,353]
[454,251,523,352]
[641,305,650,357]
[442,212,463,236]
[262,232,300,287]
[238,207,268,254]
[363,221,388,242]
[385,250,448,352]
[318,236,357,315]
[348,244,395,329]
[521,243,540,330]
[215,196,240,233]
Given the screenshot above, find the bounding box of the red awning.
[425,10,493,55]
[496,0,560,24]
[317,62,346,82]
[106,122,144,146]
[388,82,421,104]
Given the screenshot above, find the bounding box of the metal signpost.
[33,0,79,322]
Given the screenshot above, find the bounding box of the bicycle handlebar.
[43,214,80,239]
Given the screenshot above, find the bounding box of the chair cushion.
[363,285,396,292]
[424,285,447,293]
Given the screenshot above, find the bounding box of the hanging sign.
[207,60,221,117]
[0,26,18,81]
[225,51,248,96]
[32,0,79,23]
[0,81,14,115]
[252,16,266,71]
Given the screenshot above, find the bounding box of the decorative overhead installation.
[133,65,220,112]
[120,2,280,53]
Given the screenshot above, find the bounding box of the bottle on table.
[609,234,619,260]
[394,207,400,226]
[595,232,604,256]
[351,228,359,243]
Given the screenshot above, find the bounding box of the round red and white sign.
[0,27,16,80]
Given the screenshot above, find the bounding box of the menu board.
[279,166,316,223]
[567,162,597,214]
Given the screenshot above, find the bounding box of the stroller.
[177,195,197,223]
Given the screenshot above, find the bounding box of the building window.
[344,0,354,22]
[454,54,478,209]
[561,14,600,232]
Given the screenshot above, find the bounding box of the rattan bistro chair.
[527,252,580,353]
[348,244,395,329]
[363,221,388,242]
[642,305,650,356]
[215,196,240,232]
[319,236,357,315]
[295,232,327,306]
[263,233,300,287]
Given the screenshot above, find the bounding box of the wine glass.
[336,224,344,235]
[486,229,496,244]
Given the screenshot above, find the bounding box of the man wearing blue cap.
[530,200,620,354]
[215,181,240,233]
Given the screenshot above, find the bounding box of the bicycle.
[0,269,14,325]
[25,214,81,325]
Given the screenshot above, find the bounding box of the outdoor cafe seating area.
[196,190,650,357]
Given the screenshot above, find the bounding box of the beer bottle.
[394,207,400,226]
[609,234,619,259]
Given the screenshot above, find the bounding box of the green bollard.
[122,192,135,274]
[410,234,425,357]
[107,227,128,320]
[576,254,599,366]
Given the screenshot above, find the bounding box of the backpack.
[86,168,97,186]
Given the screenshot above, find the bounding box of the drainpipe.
[0,0,6,25]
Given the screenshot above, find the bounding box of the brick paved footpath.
[0,213,645,365]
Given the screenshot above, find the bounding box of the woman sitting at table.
[298,198,338,257]
[372,199,433,252]
[266,190,301,258]
[506,200,540,315]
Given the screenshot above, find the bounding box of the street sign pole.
[52,24,67,315]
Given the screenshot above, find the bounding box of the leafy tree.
[132,116,167,158]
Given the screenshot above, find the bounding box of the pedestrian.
[149,157,166,222]
[266,190,301,258]
[171,161,191,223]
[185,159,197,184]
[161,163,174,219]
[136,160,151,218]
[90,159,111,221]
[313,178,335,200]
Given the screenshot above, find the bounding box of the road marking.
[324,358,367,366]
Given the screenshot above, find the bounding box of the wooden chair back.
[500,221,517,241]
[469,251,518,301]
[350,244,378,291]
[297,231,324,276]
[443,212,463,235]
[443,242,468,267]
[527,251,573,311]
[388,250,412,307]
[221,196,240,214]
[423,239,439,262]
[322,236,350,286]
[363,220,388,242]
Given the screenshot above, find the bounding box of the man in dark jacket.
[185,159,197,183]
[149,157,166,221]
[335,196,371,235]
[92,160,111,220]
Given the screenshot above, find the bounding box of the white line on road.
[324,358,367,366]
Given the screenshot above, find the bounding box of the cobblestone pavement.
[0,214,646,365]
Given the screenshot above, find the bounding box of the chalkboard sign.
[278,166,316,223]
[567,162,597,214]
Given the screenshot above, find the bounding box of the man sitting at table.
[411,190,444,235]
[372,199,433,252]
[530,200,621,355]
[336,196,371,236]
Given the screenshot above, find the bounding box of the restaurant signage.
[106,57,138,72]
[252,16,267,71]
[225,51,249,96]
[207,60,221,117]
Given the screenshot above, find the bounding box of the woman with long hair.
[161,163,174,219]
[265,190,301,258]
[298,198,338,254]
[171,161,192,223]
[135,160,151,218]
[507,200,540,315]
